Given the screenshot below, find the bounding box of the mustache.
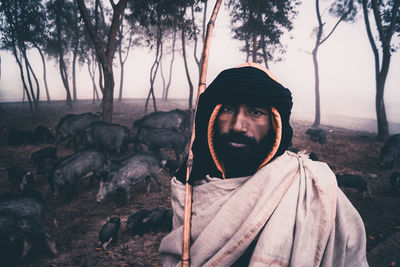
[218,131,258,146]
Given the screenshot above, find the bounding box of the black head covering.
[176,66,293,184]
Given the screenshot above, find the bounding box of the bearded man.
[159,63,368,267]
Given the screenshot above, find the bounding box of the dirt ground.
[0,99,399,267]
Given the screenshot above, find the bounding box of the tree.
[77,0,128,123]
[116,12,135,102]
[127,0,193,113]
[360,0,400,140]
[227,0,300,67]
[86,51,101,103]
[144,22,162,113]
[190,0,209,77]
[46,0,77,107]
[157,0,207,103]
[162,28,177,101]
[181,18,195,116]
[311,0,357,127]
[0,0,47,111]
[33,42,51,103]
[78,0,108,102]
[70,1,86,102]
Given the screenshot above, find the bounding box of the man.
[159,63,368,266]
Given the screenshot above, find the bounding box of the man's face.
[214,104,273,177]
[216,104,271,145]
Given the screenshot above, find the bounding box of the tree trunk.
[311,0,353,127]
[21,46,37,107]
[245,38,250,62]
[160,43,166,100]
[87,56,99,104]
[361,0,399,140]
[76,0,128,123]
[87,58,100,103]
[117,18,132,102]
[375,47,391,139]
[163,28,176,101]
[12,45,33,112]
[312,0,323,127]
[56,0,72,108]
[376,79,388,140]
[144,24,162,113]
[25,54,40,104]
[72,48,78,101]
[117,35,124,102]
[261,35,269,69]
[252,32,257,62]
[202,1,208,43]
[312,47,321,127]
[181,26,194,117]
[34,44,50,102]
[59,56,73,107]
[97,61,104,95]
[191,5,201,77]
[144,56,159,113]
[103,69,114,123]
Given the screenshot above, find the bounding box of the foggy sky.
[0,1,399,133]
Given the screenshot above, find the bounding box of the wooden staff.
[181,1,223,266]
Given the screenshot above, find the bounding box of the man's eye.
[220,105,233,112]
[249,109,264,116]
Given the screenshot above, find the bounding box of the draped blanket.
[159,152,368,267]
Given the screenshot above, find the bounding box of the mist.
[0,1,399,134]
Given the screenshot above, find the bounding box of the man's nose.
[231,111,247,133]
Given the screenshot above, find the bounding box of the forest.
[1,0,399,139]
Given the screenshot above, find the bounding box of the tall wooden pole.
[181,1,223,266]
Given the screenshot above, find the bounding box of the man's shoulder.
[285,150,333,172]
[283,150,337,187]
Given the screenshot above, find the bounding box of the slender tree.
[76,7,103,105]
[227,0,300,66]
[91,0,108,98]
[0,0,46,109]
[311,0,357,127]
[162,28,177,101]
[127,0,194,112]
[20,45,37,104]
[191,0,209,77]
[77,0,128,123]
[86,52,101,103]
[33,43,51,102]
[159,42,167,100]
[24,50,41,102]
[144,22,162,113]
[360,0,400,140]
[46,0,75,107]
[181,18,194,115]
[70,0,85,102]
[116,12,135,102]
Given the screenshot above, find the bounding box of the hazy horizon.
[1,97,399,135]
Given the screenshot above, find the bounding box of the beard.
[213,129,275,178]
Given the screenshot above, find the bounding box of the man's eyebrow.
[245,104,269,109]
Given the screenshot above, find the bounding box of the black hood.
[176,65,293,184]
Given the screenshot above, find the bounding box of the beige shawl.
[159,152,368,267]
